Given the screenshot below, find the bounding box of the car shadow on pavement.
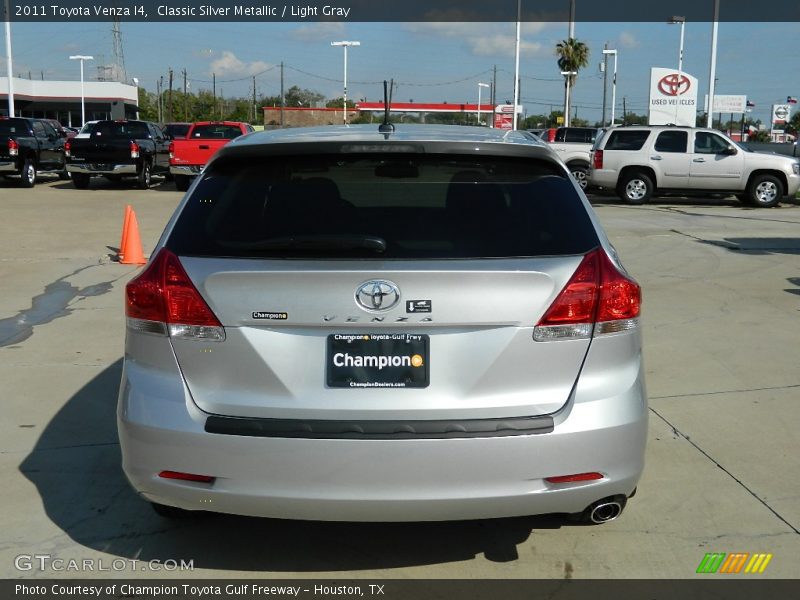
[20,359,569,572]
[48,178,179,193]
[697,237,800,256]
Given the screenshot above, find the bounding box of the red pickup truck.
[169,121,255,191]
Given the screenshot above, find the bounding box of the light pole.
[4,0,14,117]
[330,40,360,125]
[477,82,490,125]
[69,55,93,125]
[561,70,577,127]
[706,0,720,128]
[668,16,685,125]
[132,77,139,119]
[602,49,618,126]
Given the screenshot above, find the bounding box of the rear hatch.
[68,120,148,163]
[162,150,601,421]
[0,119,31,161]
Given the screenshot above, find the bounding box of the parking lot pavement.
[1,181,799,579]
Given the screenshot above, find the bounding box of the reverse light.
[158,471,215,484]
[168,141,174,160]
[8,139,19,157]
[592,149,603,170]
[130,141,140,159]
[64,140,71,158]
[545,472,604,484]
[534,248,641,341]
[125,248,225,341]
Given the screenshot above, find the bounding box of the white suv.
[589,126,800,207]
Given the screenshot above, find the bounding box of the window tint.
[694,132,730,154]
[32,121,47,139]
[654,131,688,153]
[167,154,599,260]
[41,122,58,138]
[92,121,150,139]
[564,129,596,143]
[604,130,650,150]
[190,124,245,139]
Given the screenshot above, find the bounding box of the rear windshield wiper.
[220,234,387,253]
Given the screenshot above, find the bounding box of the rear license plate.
[327,333,429,388]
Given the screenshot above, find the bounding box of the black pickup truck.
[65,120,170,189]
[0,117,67,187]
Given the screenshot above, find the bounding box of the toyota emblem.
[658,73,691,97]
[355,280,400,312]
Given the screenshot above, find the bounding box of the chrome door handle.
[693,158,706,163]
[650,155,662,160]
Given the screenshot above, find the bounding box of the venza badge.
[355,280,400,312]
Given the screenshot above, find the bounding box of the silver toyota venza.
[118,124,647,524]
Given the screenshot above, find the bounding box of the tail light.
[168,141,174,160]
[534,248,640,341]
[64,140,71,158]
[125,248,225,341]
[158,471,215,484]
[130,141,140,159]
[593,149,603,169]
[8,139,18,157]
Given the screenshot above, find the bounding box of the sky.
[3,19,799,126]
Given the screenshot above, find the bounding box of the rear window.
[556,128,597,143]
[92,122,150,139]
[167,154,599,260]
[0,119,30,136]
[604,130,651,151]
[190,124,244,139]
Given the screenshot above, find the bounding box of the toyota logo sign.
[355,280,400,312]
[657,73,692,97]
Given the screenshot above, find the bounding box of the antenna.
[378,79,395,133]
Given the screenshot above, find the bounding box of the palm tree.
[555,38,590,127]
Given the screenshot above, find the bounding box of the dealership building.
[0,77,139,125]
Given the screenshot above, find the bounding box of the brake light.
[8,139,18,156]
[64,140,71,157]
[168,141,174,159]
[534,248,640,341]
[158,471,215,484]
[593,149,603,169]
[130,141,140,159]
[125,248,225,341]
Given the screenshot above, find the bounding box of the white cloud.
[618,32,639,49]
[403,22,550,58]
[209,51,271,78]
[289,22,345,42]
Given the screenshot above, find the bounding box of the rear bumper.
[0,160,19,173]
[67,163,137,175]
[588,168,619,188]
[169,165,202,176]
[118,335,648,522]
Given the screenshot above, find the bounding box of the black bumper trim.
[204,414,555,440]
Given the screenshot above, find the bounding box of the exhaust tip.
[589,500,623,523]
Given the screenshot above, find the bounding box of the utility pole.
[182,69,187,121]
[601,42,608,127]
[280,61,285,128]
[623,96,627,126]
[252,76,256,123]
[156,77,162,123]
[168,68,173,122]
[491,64,497,128]
[212,73,216,119]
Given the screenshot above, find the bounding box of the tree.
[555,38,590,127]
[326,97,356,109]
[283,85,324,108]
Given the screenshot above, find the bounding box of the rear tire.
[747,174,782,208]
[72,173,90,189]
[19,159,36,188]
[174,174,191,192]
[569,164,590,190]
[617,172,653,205]
[136,162,151,190]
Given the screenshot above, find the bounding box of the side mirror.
[722,145,737,156]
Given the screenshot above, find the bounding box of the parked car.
[119,124,647,524]
[169,121,255,191]
[65,119,170,189]
[45,119,77,139]
[545,127,605,190]
[589,125,800,207]
[162,122,192,140]
[0,117,68,187]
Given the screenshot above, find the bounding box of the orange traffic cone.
[119,209,147,265]
[118,205,132,261]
